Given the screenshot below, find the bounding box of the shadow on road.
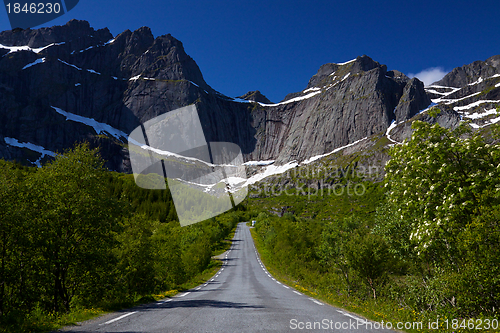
[163,299,265,309]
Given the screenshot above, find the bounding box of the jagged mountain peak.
[433,54,500,88]
[0,20,213,95]
[305,55,384,90]
[0,19,112,49]
[280,54,402,104]
[386,69,410,84]
[279,55,426,126]
[1,20,498,175]
[0,20,224,171]
[237,91,272,104]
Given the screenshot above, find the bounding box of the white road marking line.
[276,281,282,285]
[336,310,365,322]
[101,312,137,325]
[210,279,214,281]
[156,299,172,304]
[293,291,301,295]
[195,287,201,290]
[204,283,208,286]
[313,300,323,305]
[221,268,224,270]
[179,292,190,297]
[272,278,276,281]
[283,285,289,289]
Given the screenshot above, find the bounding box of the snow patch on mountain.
[336,59,356,66]
[22,57,45,70]
[301,137,369,165]
[258,91,321,106]
[58,59,82,70]
[386,120,400,144]
[453,100,500,111]
[243,160,275,166]
[0,42,64,55]
[242,161,299,187]
[303,87,321,93]
[458,108,499,120]
[51,106,128,140]
[4,137,56,167]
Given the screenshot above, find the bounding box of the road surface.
[59,222,395,332]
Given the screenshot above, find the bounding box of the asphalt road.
[59,222,396,332]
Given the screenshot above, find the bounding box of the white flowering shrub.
[383,120,500,263]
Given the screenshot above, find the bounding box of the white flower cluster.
[384,120,500,256]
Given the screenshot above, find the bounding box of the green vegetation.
[0,143,247,333]
[248,119,500,332]
[382,120,500,318]
[2,114,500,332]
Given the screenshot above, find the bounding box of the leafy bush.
[0,143,244,329]
[381,120,500,316]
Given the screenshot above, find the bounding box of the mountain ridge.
[1,20,499,176]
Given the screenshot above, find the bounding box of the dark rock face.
[394,78,431,122]
[247,55,430,163]
[389,54,500,144]
[0,20,219,170]
[0,21,433,170]
[434,55,500,87]
[238,91,272,104]
[0,19,112,50]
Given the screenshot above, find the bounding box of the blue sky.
[1,0,499,102]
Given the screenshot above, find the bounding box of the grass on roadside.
[211,225,238,257]
[249,227,498,333]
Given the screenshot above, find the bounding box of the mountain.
[1,20,499,178]
[237,91,272,104]
[246,55,431,164]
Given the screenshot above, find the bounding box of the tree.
[346,233,390,300]
[0,161,32,315]
[383,120,500,265]
[26,143,123,312]
[152,223,185,290]
[318,216,360,295]
[381,119,500,315]
[115,214,156,295]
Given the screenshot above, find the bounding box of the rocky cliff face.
[246,56,430,163]
[388,55,500,144]
[433,55,500,88]
[0,20,229,170]
[1,20,497,174]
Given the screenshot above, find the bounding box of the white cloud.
[408,67,448,86]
